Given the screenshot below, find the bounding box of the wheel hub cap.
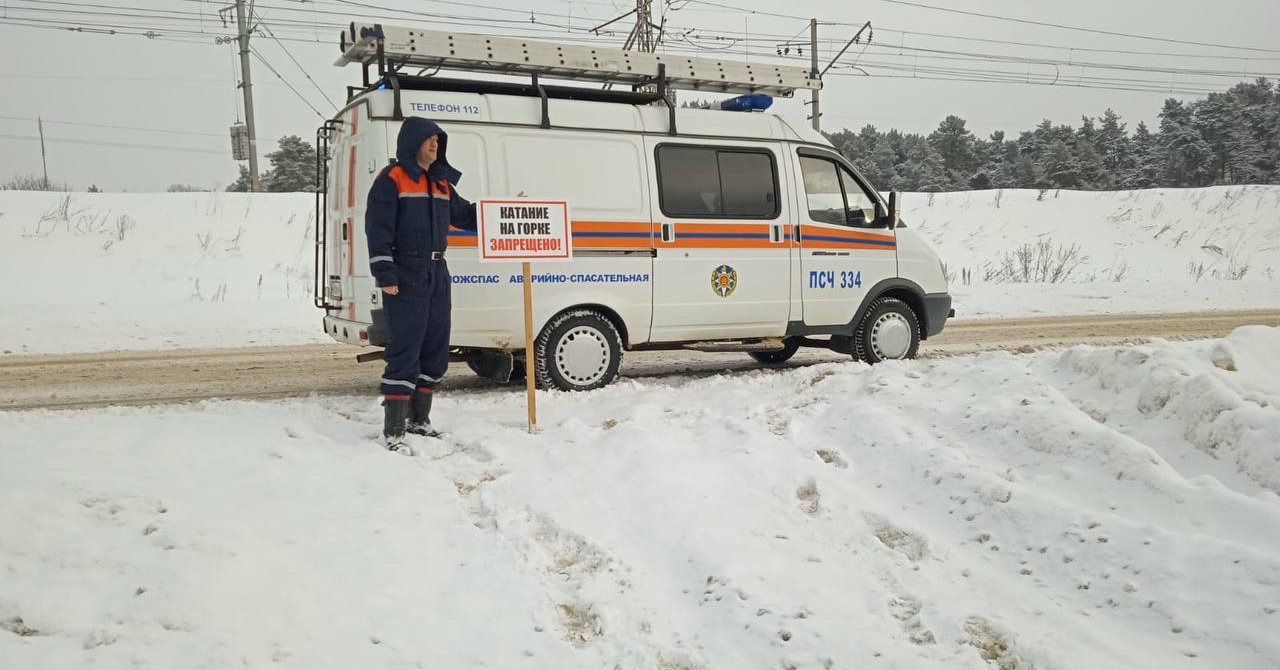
[555,326,609,385]
[870,313,911,359]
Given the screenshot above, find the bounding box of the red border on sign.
[478,199,572,261]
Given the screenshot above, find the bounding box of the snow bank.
[907,185,1280,284]
[0,186,1277,354]
[3,329,1278,668]
[0,191,324,354]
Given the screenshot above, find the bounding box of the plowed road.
[3,310,1277,411]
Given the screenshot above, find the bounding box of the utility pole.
[234,0,261,192]
[37,117,48,188]
[634,0,655,53]
[810,18,820,132]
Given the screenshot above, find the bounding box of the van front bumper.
[923,292,953,337]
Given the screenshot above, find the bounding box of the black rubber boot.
[407,390,442,438]
[382,397,410,452]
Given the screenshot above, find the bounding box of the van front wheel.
[853,297,920,364]
[535,309,623,391]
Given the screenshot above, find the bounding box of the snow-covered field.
[2,186,1279,668]
[3,327,1279,668]
[0,186,1277,354]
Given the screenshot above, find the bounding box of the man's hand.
[381,285,400,295]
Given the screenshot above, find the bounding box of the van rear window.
[656,146,778,219]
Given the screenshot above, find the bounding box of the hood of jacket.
[394,116,462,185]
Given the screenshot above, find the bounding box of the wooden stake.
[522,261,537,433]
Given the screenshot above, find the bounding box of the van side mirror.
[887,191,900,228]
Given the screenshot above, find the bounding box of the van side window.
[657,145,778,218]
[799,156,844,225]
[838,164,880,228]
[799,155,880,228]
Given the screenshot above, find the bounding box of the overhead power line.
[0,113,225,137]
[253,15,339,109]
[249,46,327,119]
[0,132,226,155]
[875,0,1280,54]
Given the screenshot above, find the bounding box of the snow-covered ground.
[0,186,1277,354]
[3,327,1279,668]
[2,186,1279,667]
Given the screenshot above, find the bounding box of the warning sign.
[478,200,572,262]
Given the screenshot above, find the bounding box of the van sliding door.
[646,139,792,342]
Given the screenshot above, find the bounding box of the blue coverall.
[365,117,477,399]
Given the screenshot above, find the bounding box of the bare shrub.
[1220,258,1250,281]
[225,226,245,252]
[114,215,135,241]
[1,174,70,191]
[1188,261,1209,282]
[196,232,213,252]
[993,189,1003,209]
[986,239,1088,283]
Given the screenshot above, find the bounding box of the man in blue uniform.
[365,117,476,452]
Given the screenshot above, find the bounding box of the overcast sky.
[0,0,1275,191]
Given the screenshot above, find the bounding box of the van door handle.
[769,223,783,243]
[661,222,675,243]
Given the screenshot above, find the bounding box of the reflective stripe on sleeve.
[370,255,394,264]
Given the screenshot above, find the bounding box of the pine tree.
[899,142,949,192]
[1125,122,1161,188]
[867,141,901,191]
[1159,99,1213,187]
[1043,140,1081,188]
[928,115,977,189]
[1097,109,1132,188]
[995,135,1022,188]
[226,164,255,192]
[262,135,317,192]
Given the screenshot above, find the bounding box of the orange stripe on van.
[346,145,357,209]
[571,220,651,248]
[349,107,358,135]
[654,221,780,249]
[799,225,896,250]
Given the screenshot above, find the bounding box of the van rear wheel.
[535,309,622,391]
[748,338,800,364]
[853,297,920,364]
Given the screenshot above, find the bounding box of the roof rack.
[337,23,820,98]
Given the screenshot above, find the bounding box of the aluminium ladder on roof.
[336,24,821,98]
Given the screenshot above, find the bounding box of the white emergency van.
[314,24,953,391]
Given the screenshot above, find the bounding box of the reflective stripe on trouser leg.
[380,274,433,396]
[418,263,452,388]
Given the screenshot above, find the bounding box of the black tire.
[853,297,921,364]
[748,338,800,364]
[534,309,623,391]
[465,358,526,383]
